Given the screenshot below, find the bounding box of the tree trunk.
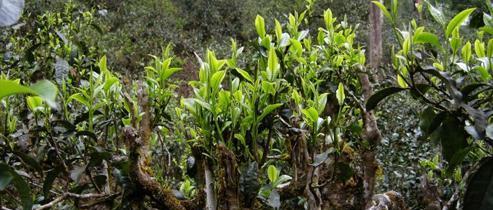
[361,0,383,209]
[204,161,217,210]
[368,0,383,81]
[218,145,241,210]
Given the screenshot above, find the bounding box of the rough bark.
[217,144,241,210]
[367,191,409,210]
[121,82,204,210]
[419,175,442,210]
[204,160,217,210]
[368,0,383,81]
[361,0,384,208]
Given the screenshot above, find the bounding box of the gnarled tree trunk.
[361,0,383,208]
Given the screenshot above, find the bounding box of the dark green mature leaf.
[88,151,111,167]
[0,163,32,210]
[258,103,283,122]
[448,147,472,173]
[336,162,354,182]
[440,115,468,163]
[268,189,281,209]
[428,111,447,137]
[366,87,407,111]
[43,167,60,198]
[419,67,451,82]
[445,8,476,38]
[486,124,493,140]
[410,84,432,99]
[0,0,25,27]
[461,83,488,100]
[463,157,493,210]
[76,130,98,141]
[419,106,436,135]
[465,126,481,140]
[0,167,13,190]
[13,151,43,175]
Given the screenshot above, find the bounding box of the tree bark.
[217,145,241,210]
[204,160,217,210]
[361,0,384,209]
[121,82,204,210]
[368,0,383,81]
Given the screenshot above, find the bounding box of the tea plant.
[370,0,493,208]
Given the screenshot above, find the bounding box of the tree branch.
[34,193,112,210]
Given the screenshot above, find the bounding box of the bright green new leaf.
[475,66,492,81]
[336,83,345,105]
[302,107,319,124]
[99,55,108,73]
[445,8,476,38]
[317,93,328,114]
[433,62,444,71]
[211,70,226,91]
[162,67,182,81]
[402,36,411,55]
[289,39,303,57]
[26,96,43,112]
[481,26,493,35]
[68,93,91,107]
[462,41,472,63]
[261,81,276,96]
[391,0,398,18]
[267,165,279,183]
[397,75,409,88]
[275,19,282,41]
[267,47,279,80]
[487,39,493,58]
[292,89,302,105]
[323,9,333,30]
[475,40,486,57]
[0,79,58,108]
[234,68,253,83]
[255,15,266,38]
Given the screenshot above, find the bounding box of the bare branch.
[34,192,111,210]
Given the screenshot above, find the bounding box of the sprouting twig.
[34,192,113,210]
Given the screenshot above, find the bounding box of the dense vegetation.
[1,0,493,210]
